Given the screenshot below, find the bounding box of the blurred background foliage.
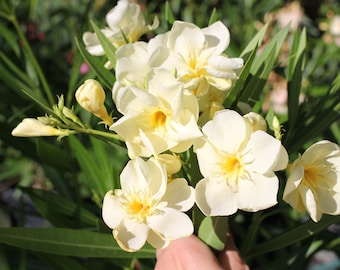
[0,0,340,269]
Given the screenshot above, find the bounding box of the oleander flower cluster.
[11,0,340,253]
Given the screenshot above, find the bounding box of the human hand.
[155,232,249,270]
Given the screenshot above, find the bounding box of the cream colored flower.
[75,79,113,125]
[283,140,340,222]
[148,21,243,96]
[11,118,70,137]
[102,157,195,252]
[111,69,202,158]
[83,0,158,54]
[194,109,288,216]
[243,112,267,132]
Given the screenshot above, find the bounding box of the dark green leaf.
[75,37,115,90]
[0,228,155,258]
[245,215,340,259]
[22,187,99,228]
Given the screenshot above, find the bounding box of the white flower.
[283,140,340,222]
[114,41,151,88]
[110,69,202,158]
[102,157,195,252]
[75,79,113,125]
[83,0,158,55]
[194,109,288,216]
[243,112,267,132]
[11,118,71,137]
[148,20,243,96]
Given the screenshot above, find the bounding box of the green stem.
[240,212,262,256]
[80,127,124,142]
[10,15,55,106]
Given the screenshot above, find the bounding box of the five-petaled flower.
[194,109,288,216]
[102,157,195,252]
[283,140,340,222]
[111,69,202,158]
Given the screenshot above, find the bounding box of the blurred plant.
[0,0,340,270]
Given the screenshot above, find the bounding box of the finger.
[217,232,249,270]
[155,234,223,270]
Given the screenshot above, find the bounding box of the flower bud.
[12,118,70,137]
[75,79,113,126]
[243,112,267,132]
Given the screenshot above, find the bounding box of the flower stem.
[239,212,262,256]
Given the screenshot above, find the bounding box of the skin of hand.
[155,233,249,270]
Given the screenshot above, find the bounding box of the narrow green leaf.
[165,1,175,25]
[75,37,115,90]
[240,23,268,58]
[223,44,258,108]
[91,20,117,68]
[239,44,277,106]
[22,187,99,228]
[198,216,228,251]
[68,136,107,198]
[90,136,123,191]
[0,23,20,55]
[0,52,36,88]
[245,215,340,259]
[250,24,290,74]
[0,245,11,270]
[286,29,306,131]
[36,254,87,270]
[20,88,54,114]
[37,140,76,172]
[208,8,217,25]
[0,228,155,258]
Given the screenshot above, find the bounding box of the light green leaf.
[198,216,228,251]
[0,228,155,258]
[240,23,268,58]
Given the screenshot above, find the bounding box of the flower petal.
[244,130,282,174]
[147,229,170,249]
[114,218,149,252]
[202,109,251,153]
[283,165,305,212]
[237,172,279,212]
[102,190,126,229]
[147,208,193,240]
[162,178,195,212]
[195,177,238,216]
[202,21,230,54]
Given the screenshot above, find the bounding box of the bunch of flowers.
[8,0,340,263]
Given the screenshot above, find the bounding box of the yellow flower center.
[125,194,153,222]
[151,110,167,129]
[303,166,320,189]
[219,154,245,192]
